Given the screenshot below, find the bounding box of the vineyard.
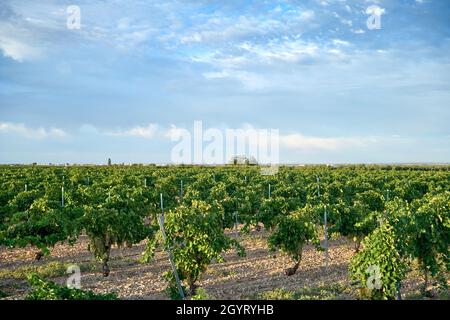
[0,164,448,300]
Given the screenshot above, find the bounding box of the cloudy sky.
[0,0,449,164]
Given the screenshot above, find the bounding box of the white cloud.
[0,3,65,62]
[332,12,352,27]
[0,122,67,139]
[273,5,283,13]
[203,69,267,90]
[0,2,157,61]
[193,36,359,90]
[0,16,45,62]
[298,10,315,21]
[332,39,350,46]
[203,70,230,79]
[108,123,159,139]
[180,32,203,44]
[164,125,188,140]
[179,15,284,44]
[237,39,320,63]
[164,122,376,153]
[351,29,365,34]
[190,50,250,70]
[117,17,132,30]
[0,35,41,62]
[280,133,375,151]
[177,9,314,46]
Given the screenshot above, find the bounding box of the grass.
[0,289,8,299]
[208,268,237,278]
[0,261,96,280]
[404,286,450,300]
[255,283,350,300]
[191,288,213,300]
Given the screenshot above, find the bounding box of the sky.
[0,0,449,164]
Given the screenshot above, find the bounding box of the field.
[0,164,449,300]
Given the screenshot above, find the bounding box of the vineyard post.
[268,184,271,198]
[317,177,329,269]
[317,176,320,199]
[384,188,401,299]
[25,184,27,192]
[180,180,183,202]
[61,186,64,207]
[158,193,185,299]
[396,282,402,300]
[144,178,147,187]
[233,211,239,238]
[381,188,390,223]
[324,205,329,269]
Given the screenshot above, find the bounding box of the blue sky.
[0,0,449,164]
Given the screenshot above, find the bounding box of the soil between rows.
[0,229,435,300]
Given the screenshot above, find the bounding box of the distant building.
[108,158,112,166]
[230,156,258,165]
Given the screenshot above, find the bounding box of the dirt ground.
[0,229,440,300]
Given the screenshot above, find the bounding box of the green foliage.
[0,164,449,300]
[190,288,212,300]
[162,270,186,300]
[349,222,406,300]
[0,198,82,254]
[330,191,383,251]
[268,205,321,274]
[408,192,450,287]
[164,200,245,294]
[81,184,154,275]
[386,193,449,290]
[140,234,159,263]
[83,207,146,271]
[259,196,290,230]
[25,274,117,300]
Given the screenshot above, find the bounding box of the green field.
[0,164,449,300]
